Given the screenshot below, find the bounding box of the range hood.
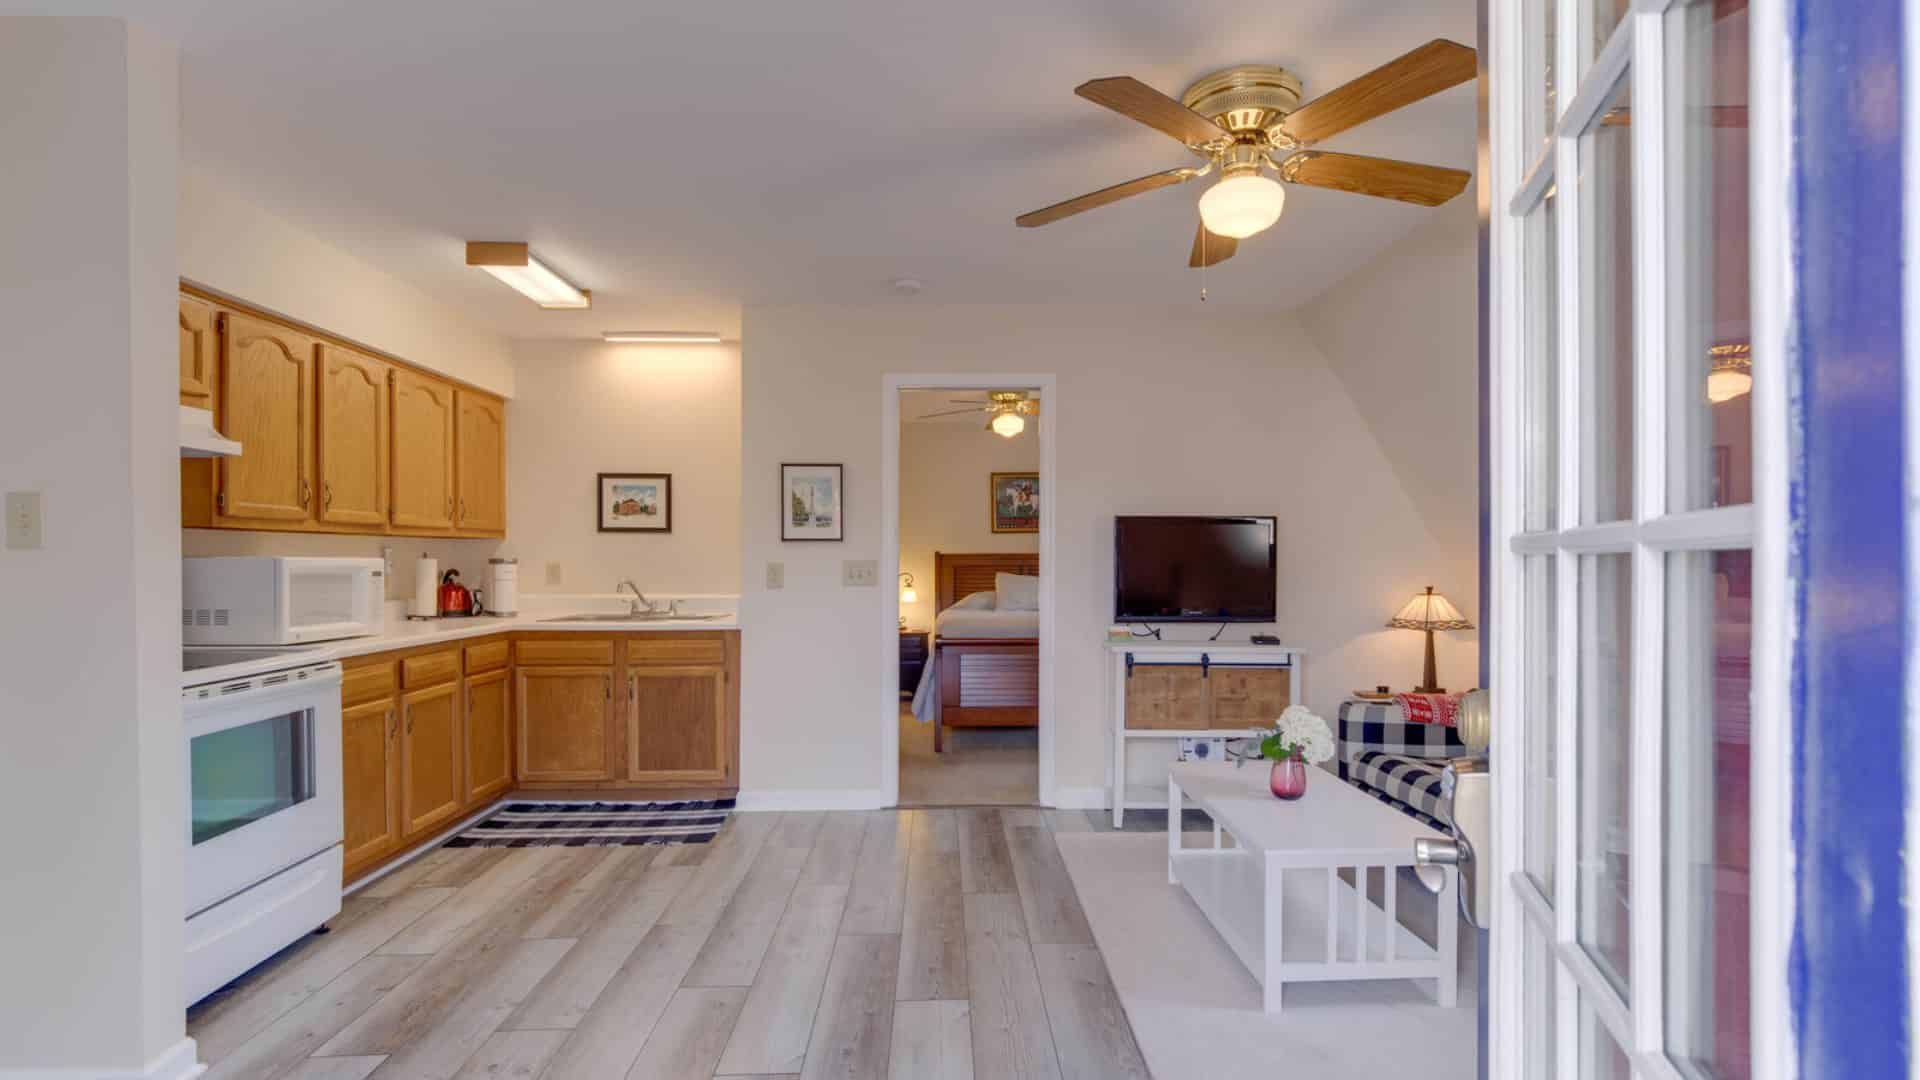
[180,405,242,458]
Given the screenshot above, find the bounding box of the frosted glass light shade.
[991,412,1026,438]
[1198,174,1286,239]
[1706,368,1752,403]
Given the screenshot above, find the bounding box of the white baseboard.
[734,787,888,811]
[1,1037,206,1079]
[1049,785,1110,810]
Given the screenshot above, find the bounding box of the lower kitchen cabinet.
[341,696,400,874]
[516,665,615,782]
[465,668,513,803]
[628,666,730,784]
[400,681,463,839]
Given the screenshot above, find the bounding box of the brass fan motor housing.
[1180,65,1305,148]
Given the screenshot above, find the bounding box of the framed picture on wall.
[598,473,672,532]
[782,463,844,541]
[990,471,1039,533]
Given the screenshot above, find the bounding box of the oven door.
[184,663,343,916]
[281,558,383,643]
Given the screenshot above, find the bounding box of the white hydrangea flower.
[1270,705,1335,765]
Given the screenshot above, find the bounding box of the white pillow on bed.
[952,590,997,610]
[995,572,1040,611]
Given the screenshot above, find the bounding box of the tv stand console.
[1106,641,1306,826]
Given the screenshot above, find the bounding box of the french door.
[1487,0,1785,1077]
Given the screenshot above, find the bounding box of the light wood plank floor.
[189,809,1147,1080]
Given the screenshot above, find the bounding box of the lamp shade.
[1197,173,1286,239]
[1387,586,1474,631]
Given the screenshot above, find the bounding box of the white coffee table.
[1167,761,1459,1012]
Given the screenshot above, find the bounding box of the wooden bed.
[931,551,1039,752]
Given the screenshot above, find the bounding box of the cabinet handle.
[405,706,413,735]
[300,478,311,506]
[323,483,333,509]
[445,496,453,520]
[604,676,611,702]
[628,674,636,705]
[459,498,467,522]
[386,708,395,740]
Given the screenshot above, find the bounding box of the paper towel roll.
[413,556,438,618]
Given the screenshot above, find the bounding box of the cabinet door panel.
[390,369,456,530]
[455,390,506,534]
[628,666,728,784]
[465,669,513,804]
[1207,667,1290,727]
[401,682,463,838]
[218,312,314,521]
[516,666,614,782]
[179,296,216,409]
[342,696,399,875]
[317,344,389,526]
[1122,666,1206,730]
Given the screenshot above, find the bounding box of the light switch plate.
[545,561,563,586]
[843,559,878,587]
[766,562,785,590]
[4,491,41,550]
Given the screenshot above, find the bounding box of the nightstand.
[899,629,929,697]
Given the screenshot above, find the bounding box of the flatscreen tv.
[1114,515,1277,623]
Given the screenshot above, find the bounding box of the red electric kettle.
[438,569,483,617]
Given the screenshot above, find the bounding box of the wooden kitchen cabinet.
[464,667,513,804]
[455,390,507,535]
[216,311,316,522]
[516,665,616,782]
[390,368,457,531]
[625,634,734,786]
[178,295,216,410]
[316,344,389,527]
[340,696,400,877]
[400,680,464,838]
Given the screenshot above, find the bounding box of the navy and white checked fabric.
[1336,700,1469,830]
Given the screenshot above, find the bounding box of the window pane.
[1525,925,1560,1076]
[1525,194,1561,532]
[1666,0,1753,510]
[1581,78,1635,524]
[1582,999,1635,1079]
[1524,555,1559,893]
[1665,549,1753,1078]
[1578,553,1633,996]
[1588,0,1631,67]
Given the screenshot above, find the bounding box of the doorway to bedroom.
[893,384,1045,806]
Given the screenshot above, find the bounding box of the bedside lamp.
[898,572,917,630]
[1388,586,1474,693]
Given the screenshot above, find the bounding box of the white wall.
[739,303,1473,804]
[0,17,192,1074]
[179,167,516,397]
[1299,198,1483,652]
[899,415,1040,630]
[506,340,742,596]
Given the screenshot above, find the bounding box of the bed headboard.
[935,551,1040,612]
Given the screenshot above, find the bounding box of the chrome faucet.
[616,579,653,616]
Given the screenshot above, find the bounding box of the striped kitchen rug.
[443,799,733,848]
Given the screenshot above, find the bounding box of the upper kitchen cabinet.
[455,390,507,536]
[389,369,457,532]
[214,312,316,523]
[317,344,389,528]
[178,295,216,410]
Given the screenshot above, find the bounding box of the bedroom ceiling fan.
[913,390,1040,438]
[1015,40,1478,267]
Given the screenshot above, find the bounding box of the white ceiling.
[27,0,1477,340]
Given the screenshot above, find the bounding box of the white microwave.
[183,556,386,645]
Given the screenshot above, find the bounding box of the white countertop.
[182,595,737,687]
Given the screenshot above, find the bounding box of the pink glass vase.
[1269,756,1308,800]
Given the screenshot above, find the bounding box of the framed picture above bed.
[598,473,671,532]
[782,463,844,541]
[990,471,1039,534]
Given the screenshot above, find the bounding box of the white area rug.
[1054,831,1478,1080]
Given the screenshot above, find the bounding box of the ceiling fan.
[1016,40,1478,267]
[913,390,1040,438]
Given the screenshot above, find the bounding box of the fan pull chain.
[1200,221,1209,302]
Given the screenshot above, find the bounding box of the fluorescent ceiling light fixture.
[602,331,724,344]
[466,242,590,309]
[1197,173,1286,239]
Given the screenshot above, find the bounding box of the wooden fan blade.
[1015,167,1197,227]
[1188,222,1238,268]
[917,407,990,419]
[1280,151,1470,207]
[1075,76,1229,146]
[1281,40,1477,146]
[1601,104,1747,128]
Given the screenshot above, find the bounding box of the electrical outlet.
[545,561,563,586]
[5,491,42,550]
[843,559,878,587]
[765,562,785,590]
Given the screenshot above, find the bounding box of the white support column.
[0,17,194,1078]
[1264,859,1286,1012]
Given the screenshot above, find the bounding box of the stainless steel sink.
[539,612,727,623]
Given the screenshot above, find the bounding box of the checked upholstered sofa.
[1335,699,1472,831]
